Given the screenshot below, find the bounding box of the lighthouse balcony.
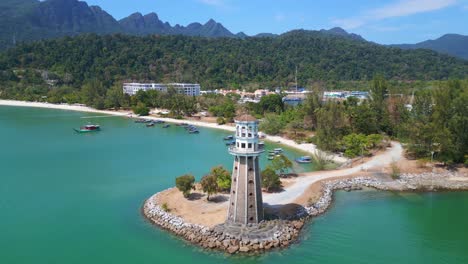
[228,145,264,156]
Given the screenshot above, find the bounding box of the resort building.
[227,115,264,224]
[322,90,369,101]
[122,83,201,96]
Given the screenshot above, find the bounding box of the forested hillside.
[0,32,466,92]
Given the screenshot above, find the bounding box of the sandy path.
[0,100,346,163]
[263,142,403,205]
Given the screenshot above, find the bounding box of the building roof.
[235,114,257,122]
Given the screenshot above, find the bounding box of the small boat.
[74,124,100,133]
[268,156,274,160]
[146,122,155,127]
[189,130,199,134]
[295,156,312,164]
[274,148,283,153]
[225,140,235,146]
[163,124,170,128]
[155,120,165,124]
[223,135,234,140]
[134,119,147,123]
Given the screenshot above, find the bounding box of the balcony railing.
[228,144,264,154]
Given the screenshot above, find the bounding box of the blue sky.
[84,0,468,44]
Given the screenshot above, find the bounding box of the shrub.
[216,116,225,125]
[261,167,281,192]
[390,162,400,179]
[311,151,332,171]
[161,203,170,212]
[175,174,195,198]
[132,102,150,116]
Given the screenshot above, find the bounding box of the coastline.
[0,99,347,163]
[143,171,468,254]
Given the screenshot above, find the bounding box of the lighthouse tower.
[227,115,264,224]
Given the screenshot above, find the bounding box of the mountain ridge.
[392,34,468,60]
[0,0,467,60]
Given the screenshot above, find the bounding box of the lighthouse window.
[232,190,235,194]
[249,193,253,196]
[241,143,246,148]
[249,180,253,184]
[250,217,254,221]
[248,168,253,172]
[235,166,238,170]
[249,205,253,208]
[248,143,252,149]
[248,133,252,137]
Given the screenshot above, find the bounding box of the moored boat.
[295,156,312,163]
[223,135,234,140]
[146,122,155,127]
[74,124,100,133]
[163,124,170,128]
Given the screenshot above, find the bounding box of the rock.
[222,239,231,248]
[227,245,239,254]
[239,246,250,252]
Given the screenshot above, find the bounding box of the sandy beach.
[0,99,347,163]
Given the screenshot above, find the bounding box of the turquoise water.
[1,106,467,264]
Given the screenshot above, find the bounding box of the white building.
[123,83,201,96]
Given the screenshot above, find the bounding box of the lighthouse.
[227,115,264,224]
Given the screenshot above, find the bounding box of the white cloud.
[371,0,457,19]
[332,0,458,29]
[198,0,226,7]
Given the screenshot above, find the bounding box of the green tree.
[259,113,284,135]
[211,166,231,191]
[315,102,350,151]
[342,133,369,158]
[132,102,150,116]
[261,167,281,192]
[175,174,195,198]
[200,174,218,201]
[257,94,284,115]
[104,83,125,109]
[270,154,293,176]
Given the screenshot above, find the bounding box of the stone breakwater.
[143,194,305,254]
[143,172,468,254]
[298,177,387,218]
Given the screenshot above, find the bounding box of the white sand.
[0,99,346,163]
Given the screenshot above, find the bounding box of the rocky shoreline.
[142,172,468,254]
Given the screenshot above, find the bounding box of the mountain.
[0,0,237,50]
[1,0,467,61]
[320,27,366,42]
[393,34,468,60]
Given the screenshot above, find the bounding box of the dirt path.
[263,142,403,205]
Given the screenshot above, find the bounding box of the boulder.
[239,246,250,252]
[227,245,239,254]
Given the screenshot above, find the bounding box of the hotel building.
[123,83,201,96]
